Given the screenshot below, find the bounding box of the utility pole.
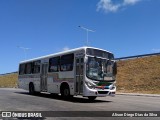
[79,26,95,46]
[17,46,31,60]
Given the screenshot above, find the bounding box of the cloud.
[97,0,121,13]
[62,46,70,51]
[152,48,160,53]
[97,0,142,13]
[123,0,141,5]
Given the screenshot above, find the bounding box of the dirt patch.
[116,55,160,94]
[0,73,18,87]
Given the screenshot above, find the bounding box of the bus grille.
[98,91,109,94]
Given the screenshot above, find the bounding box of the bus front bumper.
[83,84,116,97]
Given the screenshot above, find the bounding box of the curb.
[117,93,160,97]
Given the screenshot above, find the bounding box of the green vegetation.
[0,55,160,94]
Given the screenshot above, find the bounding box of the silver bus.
[18,46,117,100]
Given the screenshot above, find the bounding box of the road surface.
[0,88,160,120]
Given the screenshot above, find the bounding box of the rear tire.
[29,83,35,95]
[88,96,97,101]
[61,86,70,99]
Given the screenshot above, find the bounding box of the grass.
[0,73,18,88]
[0,55,160,94]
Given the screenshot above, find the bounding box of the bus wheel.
[88,96,97,101]
[29,83,35,95]
[61,86,70,99]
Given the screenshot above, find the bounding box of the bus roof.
[20,46,112,64]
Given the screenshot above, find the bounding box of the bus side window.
[25,62,32,74]
[49,56,60,72]
[33,60,41,74]
[60,53,74,71]
[19,64,25,75]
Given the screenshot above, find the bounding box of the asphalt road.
[0,88,160,120]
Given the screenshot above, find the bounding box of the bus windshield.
[86,57,117,81]
[86,48,114,60]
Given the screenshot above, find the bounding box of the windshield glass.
[86,48,114,60]
[86,57,116,81]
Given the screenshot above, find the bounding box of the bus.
[18,46,117,100]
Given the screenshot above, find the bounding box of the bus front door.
[75,57,84,94]
[41,64,48,92]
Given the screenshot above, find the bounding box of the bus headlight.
[111,82,116,90]
[85,81,95,89]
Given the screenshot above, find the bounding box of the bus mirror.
[113,62,117,75]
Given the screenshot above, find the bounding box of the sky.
[0,0,160,74]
